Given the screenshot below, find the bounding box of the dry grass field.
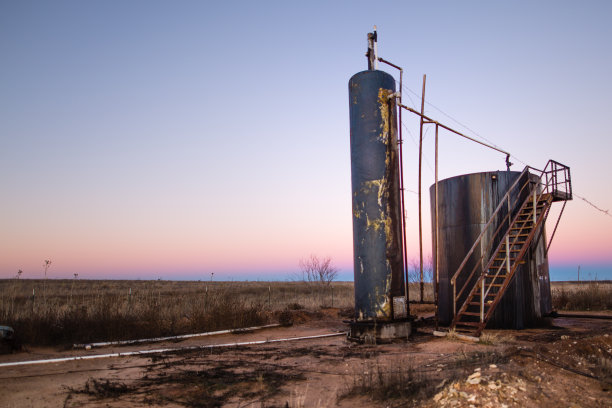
[0,279,354,346]
[551,280,612,311]
[0,278,609,348]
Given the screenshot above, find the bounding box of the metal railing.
[449,160,571,319]
[527,160,572,200]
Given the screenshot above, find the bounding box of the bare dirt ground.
[1,307,610,407]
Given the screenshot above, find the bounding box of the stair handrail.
[453,175,534,304]
[450,159,571,322]
[450,159,571,289]
[450,166,530,288]
[480,183,544,301]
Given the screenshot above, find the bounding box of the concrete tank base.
[347,319,412,343]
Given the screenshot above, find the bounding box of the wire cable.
[574,194,612,218]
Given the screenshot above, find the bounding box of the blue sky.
[1,1,611,281]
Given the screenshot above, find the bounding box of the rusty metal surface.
[349,70,405,321]
[431,171,552,328]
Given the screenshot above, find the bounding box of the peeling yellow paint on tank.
[377,274,394,318]
[378,298,392,318]
[377,88,391,143]
[361,179,388,208]
[366,215,384,233]
[382,215,393,241]
[361,179,383,191]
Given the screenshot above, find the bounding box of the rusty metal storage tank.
[348,69,406,322]
[430,170,552,329]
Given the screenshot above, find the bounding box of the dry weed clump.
[341,361,435,402]
[0,279,354,347]
[478,332,515,345]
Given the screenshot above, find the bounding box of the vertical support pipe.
[397,68,409,308]
[533,189,537,225]
[507,194,511,229]
[434,124,440,330]
[418,74,427,303]
[546,200,567,255]
[480,279,485,322]
[366,29,377,70]
[505,235,511,277]
[453,281,456,317]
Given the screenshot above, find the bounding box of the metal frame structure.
[448,160,572,336]
[369,32,571,334]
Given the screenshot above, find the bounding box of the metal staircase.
[449,160,572,337]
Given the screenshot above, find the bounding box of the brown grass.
[0,279,354,347]
[4,278,603,347]
[551,281,612,311]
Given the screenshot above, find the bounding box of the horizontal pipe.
[552,313,612,320]
[73,324,281,349]
[397,103,511,157]
[0,332,346,368]
[377,56,403,72]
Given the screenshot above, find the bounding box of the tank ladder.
[448,160,572,337]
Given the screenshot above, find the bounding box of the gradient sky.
[1,1,611,281]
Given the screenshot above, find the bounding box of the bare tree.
[407,256,433,284]
[298,255,338,287]
[407,256,434,302]
[43,260,52,278]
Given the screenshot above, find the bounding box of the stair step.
[493,256,518,262]
[460,312,482,317]
[470,298,497,303]
[455,321,481,327]
[520,205,546,210]
[454,328,476,334]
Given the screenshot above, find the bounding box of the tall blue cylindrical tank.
[349,70,405,321]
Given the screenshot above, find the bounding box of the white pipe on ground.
[0,332,346,368]
[73,324,282,349]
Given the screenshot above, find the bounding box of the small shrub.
[278,310,294,326]
[339,361,446,402]
[478,332,514,345]
[287,303,304,310]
